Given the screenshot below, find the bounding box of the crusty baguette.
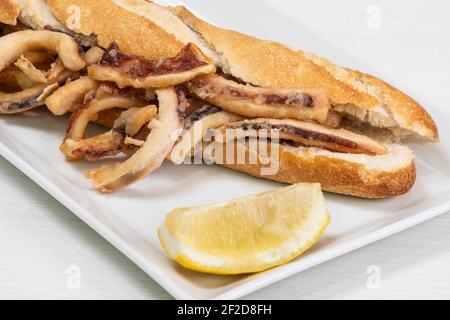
[1,0,65,30]
[47,0,438,143]
[1,0,430,197]
[171,6,438,143]
[220,141,416,198]
[48,0,191,60]
[0,0,21,25]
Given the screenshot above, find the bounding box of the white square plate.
[1,0,450,300]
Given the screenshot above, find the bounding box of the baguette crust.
[306,54,439,142]
[0,0,21,25]
[358,72,438,141]
[46,1,438,142]
[34,0,426,197]
[48,0,184,59]
[221,143,416,199]
[173,7,377,108]
[173,6,438,143]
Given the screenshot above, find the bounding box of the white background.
[1,0,449,299]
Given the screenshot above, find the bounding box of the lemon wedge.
[158,183,330,275]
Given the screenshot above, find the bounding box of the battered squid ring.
[0,66,34,92]
[187,74,331,123]
[45,77,100,115]
[14,56,65,84]
[61,105,157,161]
[0,50,58,92]
[40,47,103,106]
[83,47,105,66]
[86,87,187,193]
[50,48,104,102]
[60,83,150,159]
[63,96,147,143]
[0,30,86,72]
[0,69,76,114]
[0,30,86,114]
[88,43,216,89]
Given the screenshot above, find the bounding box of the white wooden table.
[1,0,449,299]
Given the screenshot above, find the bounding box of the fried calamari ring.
[0,30,85,72]
[114,105,157,137]
[61,83,152,159]
[45,77,100,115]
[84,47,105,66]
[214,118,387,156]
[62,106,157,161]
[88,43,216,89]
[86,87,187,193]
[62,130,125,162]
[187,74,331,123]
[170,105,243,165]
[0,49,65,92]
[18,50,55,68]
[0,66,33,92]
[64,96,146,142]
[0,30,86,114]
[14,56,65,84]
[0,49,67,91]
[94,109,124,129]
[0,70,75,114]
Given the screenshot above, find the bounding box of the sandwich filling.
[88,42,216,88]
[86,87,188,193]
[215,119,387,156]
[0,29,87,114]
[0,69,76,114]
[0,24,414,196]
[61,83,151,158]
[62,105,157,161]
[187,74,330,123]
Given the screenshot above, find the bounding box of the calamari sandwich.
[0,0,439,198]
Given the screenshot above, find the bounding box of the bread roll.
[2,0,438,197]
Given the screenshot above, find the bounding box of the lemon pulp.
[159,183,330,275]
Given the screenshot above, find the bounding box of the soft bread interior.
[282,143,413,171]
